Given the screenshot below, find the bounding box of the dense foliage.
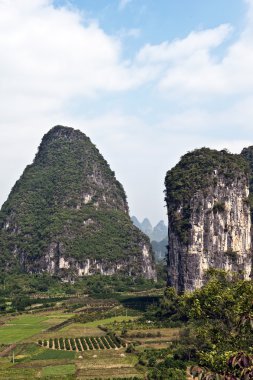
[165,148,249,243]
[0,272,163,313]
[154,270,253,378]
[0,126,153,275]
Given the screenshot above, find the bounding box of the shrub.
[90,337,99,350]
[105,335,116,349]
[65,338,70,350]
[108,333,121,348]
[75,338,82,351]
[80,337,87,350]
[126,344,135,353]
[70,338,76,350]
[54,338,59,349]
[101,336,110,349]
[59,338,64,350]
[85,337,93,350]
[96,337,104,349]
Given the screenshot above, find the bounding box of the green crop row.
[38,334,123,351]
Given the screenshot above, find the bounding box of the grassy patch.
[32,349,76,360]
[0,315,49,344]
[0,364,37,380]
[0,312,74,344]
[58,323,103,337]
[83,315,137,327]
[41,364,75,377]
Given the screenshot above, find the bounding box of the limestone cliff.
[165,148,252,292]
[0,126,156,280]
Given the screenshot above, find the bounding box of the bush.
[101,336,110,349]
[54,338,59,349]
[96,337,104,349]
[90,337,99,350]
[105,335,115,349]
[59,338,64,350]
[75,338,82,351]
[65,338,70,350]
[164,358,187,370]
[85,337,93,350]
[69,338,76,350]
[126,344,135,353]
[108,333,121,348]
[80,337,87,350]
[148,368,186,380]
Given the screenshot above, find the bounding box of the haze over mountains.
[131,216,167,261]
[131,217,167,242]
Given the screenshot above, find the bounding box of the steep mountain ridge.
[165,148,252,292]
[0,126,156,280]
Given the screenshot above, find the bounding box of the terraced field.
[0,310,146,379]
[38,333,125,351]
[0,295,179,379]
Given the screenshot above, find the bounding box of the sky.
[1,0,253,225]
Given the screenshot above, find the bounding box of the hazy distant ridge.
[131,216,168,261]
[131,216,167,242]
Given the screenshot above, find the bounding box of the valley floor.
[0,290,183,380]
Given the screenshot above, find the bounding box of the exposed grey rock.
[0,126,157,280]
[165,148,252,292]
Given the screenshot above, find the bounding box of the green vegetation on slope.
[0,126,153,274]
[165,147,249,243]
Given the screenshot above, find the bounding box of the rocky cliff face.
[0,126,156,280]
[165,148,252,292]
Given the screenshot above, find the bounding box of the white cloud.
[0,0,152,126]
[137,24,232,63]
[136,14,253,100]
[1,0,253,223]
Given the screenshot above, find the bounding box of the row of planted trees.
[38,333,124,351]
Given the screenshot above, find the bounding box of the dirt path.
[0,344,17,357]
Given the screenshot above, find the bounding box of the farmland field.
[0,293,179,379]
[0,313,75,344]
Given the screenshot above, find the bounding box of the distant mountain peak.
[131,216,167,244]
